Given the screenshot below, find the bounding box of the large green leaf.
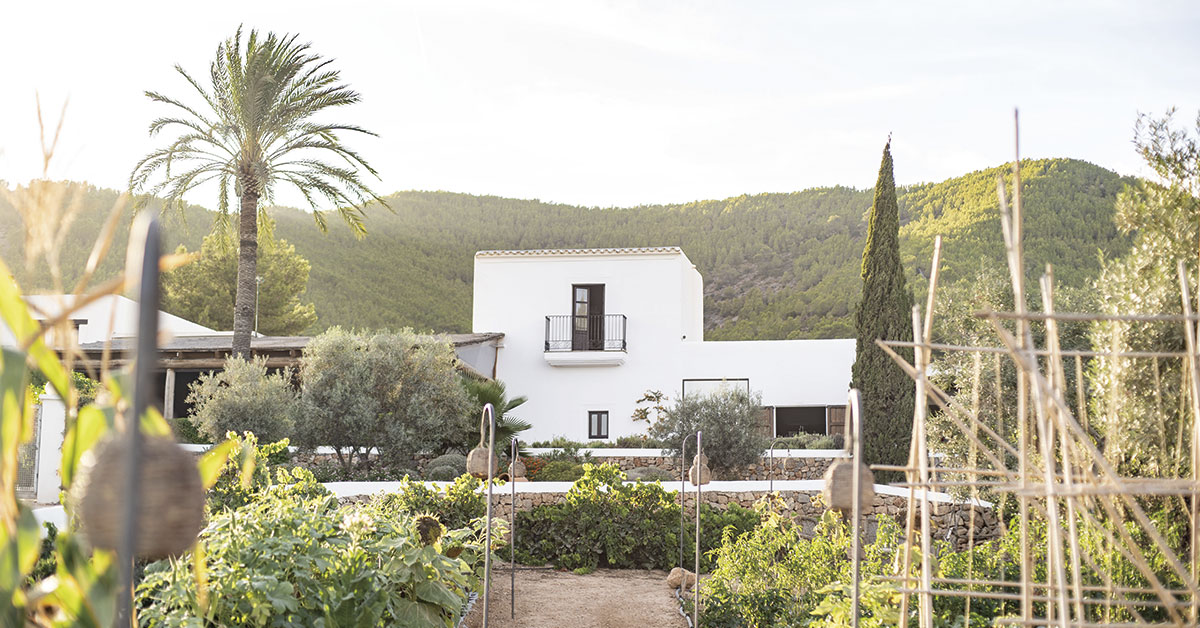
[197,440,238,489]
[60,405,113,490]
[0,260,69,400]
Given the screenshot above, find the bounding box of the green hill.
[0,158,1131,340]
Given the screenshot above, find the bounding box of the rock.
[667,567,697,590]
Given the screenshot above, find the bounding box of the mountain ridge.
[0,157,1132,340]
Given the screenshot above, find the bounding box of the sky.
[1,1,1198,209]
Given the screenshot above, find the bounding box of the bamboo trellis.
[883,112,1200,628]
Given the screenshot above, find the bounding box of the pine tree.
[852,140,915,480]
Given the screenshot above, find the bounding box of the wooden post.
[163,368,176,420]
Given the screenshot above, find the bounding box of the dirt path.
[462,567,687,628]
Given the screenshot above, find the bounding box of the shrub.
[615,434,666,448]
[701,506,903,627]
[372,474,486,531]
[424,465,460,481]
[650,389,769,476]
[185,356,297,443]
[514,464,760,572]
[534,460,585,482]
[427,453,467,471]
[137,492,492,627]
[295,328,473,475]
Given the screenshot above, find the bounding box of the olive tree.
[296,328,472,475]
[185,356,298,443]
[649,389,768,477]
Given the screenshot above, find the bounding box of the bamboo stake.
[913,306,934,628]
[964,351,982,623]
[987,316,1191,623]
[1176,261,1200,625]
[1040,270,1085,624]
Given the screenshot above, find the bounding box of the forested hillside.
[0,158,1131,340]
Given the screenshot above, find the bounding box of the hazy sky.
[2,1,1198,209]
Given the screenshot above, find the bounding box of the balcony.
[544,314,627,366]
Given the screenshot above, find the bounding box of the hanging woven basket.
[509,457,526,480]
[72,434,205,559]
[466,409,497,479]
[821,458,874,513]
[688,453,711,486]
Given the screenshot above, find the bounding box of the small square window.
[588,411,609,439]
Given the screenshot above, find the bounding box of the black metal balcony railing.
[545,314,627,352]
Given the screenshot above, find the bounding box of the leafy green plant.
[206,432,328,513]
[533,460,585,482]
[514,464,759,572]
[372,474,486,531]
[700,504,902,627]
[137,492,491,627]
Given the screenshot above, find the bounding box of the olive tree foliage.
[295,328,473,474]
[1088,109,1200,478]
[185,356,298,443]
[649,389,768,476]
[925,262,1095,493]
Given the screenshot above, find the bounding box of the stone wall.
[483,487,999,550]
[565,455,838,481]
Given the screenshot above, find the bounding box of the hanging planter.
[688,453,711,486]
[72,434,205,559]
[466,409,497,479]
[821,458,874,513]
[509,456,527,480]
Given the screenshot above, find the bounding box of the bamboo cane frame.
[870,113,1200,627]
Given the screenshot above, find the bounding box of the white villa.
[472,247,855,442]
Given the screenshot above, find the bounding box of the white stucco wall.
[1,294,216,348]
[473,248,855,442]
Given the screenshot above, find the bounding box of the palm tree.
[131,27,382,358]
[465,379,532,453]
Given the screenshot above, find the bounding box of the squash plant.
[136,493,490,627]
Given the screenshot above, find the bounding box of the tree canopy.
[162,226,318,335]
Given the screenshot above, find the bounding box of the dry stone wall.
[553,454,838,481]
[483,486,999,550]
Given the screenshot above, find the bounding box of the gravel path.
[462,567,687,628]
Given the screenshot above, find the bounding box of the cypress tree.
[852,140,915,481]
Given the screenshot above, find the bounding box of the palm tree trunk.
[232,190,259,359]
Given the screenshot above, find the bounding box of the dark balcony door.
[572,284,605,351]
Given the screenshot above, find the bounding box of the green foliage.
[701,505,902,627]
[650,389,768,476]
[4,159,1131,342]
[1089,109,1200,478]
[186,356,298,443]
[514,463,758,572]
[424,465,460,481]
[206,432,328,513]
[136,492,489,627]
[371,474,486,531]
[162,227,318,335]
[296,327,473,474]
[460,378,531,455]
[28,522,58,585]
[426,453,467,471]
[852,141,916,481]
[533,460,585,482]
